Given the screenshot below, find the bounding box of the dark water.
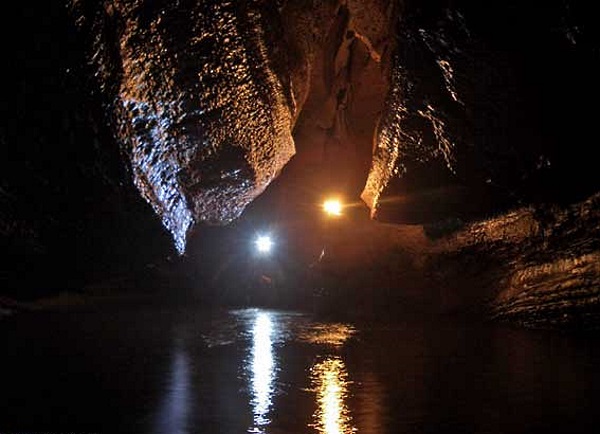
[2,304,600,433]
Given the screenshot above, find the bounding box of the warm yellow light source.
[323,199,342,216]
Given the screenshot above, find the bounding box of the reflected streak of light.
[250,311,275,432]
[299,323,356,347]
[155,345,191,434]
[311,357,355,434]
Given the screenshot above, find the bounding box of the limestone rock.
[70,0,297,253]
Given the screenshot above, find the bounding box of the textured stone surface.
[70,0,297,253]
[3,1,598,328]
[72,0,600,253]
[362,0,600,223]
[424,193,600,329]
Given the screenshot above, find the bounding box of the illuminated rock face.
[3,1,598,325]
[363,0,600,223]
[70,0,297,253]
[69,0,599,254]
[425,193,600,329]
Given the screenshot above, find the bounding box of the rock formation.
[69,0,298,253]
[69,0,600,253]
[2,0,598,327]
[363,0,600,223]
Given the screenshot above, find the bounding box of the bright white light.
[250,312,275,431]
[255,235,273,254]
[323,199,342,216]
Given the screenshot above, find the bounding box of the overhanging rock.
[70,0,297,253]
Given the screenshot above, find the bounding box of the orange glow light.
[323,199,342,216]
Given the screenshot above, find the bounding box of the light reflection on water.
[154,341,191,434]
[152,309,358,434]
[310,357,355,434]
[240,309,357,434]
[298,323,356,347]
[249,311,276,433]
[4,307,600,433]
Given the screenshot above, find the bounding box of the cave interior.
[2,0,600,329]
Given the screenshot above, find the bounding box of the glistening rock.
[69,0,297,253]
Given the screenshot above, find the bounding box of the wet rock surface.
[280,192,599,330]
[422,193,600,329]
[70,0,297,253]
[1,1,599,328]
[68,0,600,252]
[1,2,176,299]
[363,0,600,223]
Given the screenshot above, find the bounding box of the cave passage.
[2,1,600,431]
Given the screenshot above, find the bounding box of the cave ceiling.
[69,0,600,254]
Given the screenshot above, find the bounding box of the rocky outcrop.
[488,195,600,328]
[300,192,599,329]
[421,193,600,329]
[69,0,600,255]
[2,2,180,299]
[4,0,592,328]
[69,0,298,253]
[363,0,600,224]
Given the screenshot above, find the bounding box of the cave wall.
[69,0,301,253]
[67,0,600,252]
[363,0,600,223]
[1,2,177,300]
[424,193,600,328]
[301,192,600,329]
[2,1,598,327]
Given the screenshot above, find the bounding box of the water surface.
[2,304,599,433]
